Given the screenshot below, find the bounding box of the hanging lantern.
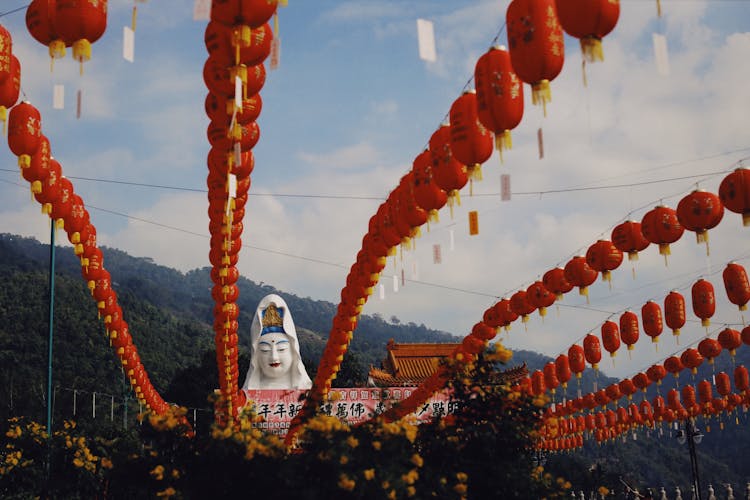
[718,167,750,226]
[734,365,749,393]
[667,389,682,412]
[619,310,639,352]
[26,0,69,65]
[0,24,11,86]
[743,326,750,346]
[619,379,636,401]
[210,0,278,29]
[664,290,686,341]
[605,383,622,405]
[0,54,19,132]
[632,372,650,392]
[494,298,519,330]
[510,289,536,323]
[715,372,731,398]
[585,239,623,285]
[542,267,574,300]
[23,134,51,194]
[681,348,704,375]
[411,149,447,221]
[664,356,684,379]
[564,255,598,299]
[449,90,493,185]
[474,45,524,159]
[691,278,716,328]
[717,328,741,358]
[723,262,750,311]
[639,400,653,422]
[506,0,565,115]
[429,124,468,209]
[555,0,619,65]
[568,344,586,378]
[583,334,602,371]
[543,362,560,394]
[554,354,572,389]
[527,280,556,317]
[55,0,108,74]
[697,380,713,407]
[697,338,722,365]
[205,21,273,67]
[49,176,73,224]
[531,370,546,396]
[600,320,620,360]
[641,300,663,346]
[8,101,42,168]
[676,190,724,255]
[611,220,650,261]
[641,205,684,264]
[646,364,667,386]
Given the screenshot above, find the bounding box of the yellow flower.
[410,453,423,468]
[338,473,356,491]
[363,469,375,481]
[346,436,359,448]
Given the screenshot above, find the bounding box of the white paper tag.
[433,244,442,264]
[270,37,280,70]
[416,19,437,62]
[379,284,385,300]
[53,84,64,109]
[233,142,242,169]
[653,33,670,76]
[123,26,135,62]
[500,173,511,201]
[193,0,210,21]
[228,173,237,199]
[449,229,455,251]
[234,76,243,108]
[393,274,398,292]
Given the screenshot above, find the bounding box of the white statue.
[659,487,667,500]
[242,294,312,390]
[726,483,734,500]
[675,486,682,500]
[707,484,715,500]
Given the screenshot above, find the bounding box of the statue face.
[257,332,293,381]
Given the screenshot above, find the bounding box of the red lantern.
[474,45,524,159]
[531,370,546,396]
[0,24,11,86]
[715,372,731,397]
[510,289,536,323]
[449,91,493,184]
[429,124,467,206]
[619,379,636,400]
[54,0,108,72]
[583,334,602,370]
[23,134,51,194]
[0,54,20,131]
[641,300,663,346]
[543,267,573,300]
[564,255,598,298]
[8,101,42,168]
[26,0,68,63]
[691,278,716,328]
[600,320,620,359]
[555,0,619,63]
[506,0,564,114]
[641,205,684,262]
[632,372,650,392]
[611,220,650,261]
[646,364,667,386]
[697,380,713,406]
[676,190,724,254]
[411,149,447,220]
[681,385,697,409]
[493,298,519,331]
[697,338,722,365]
[585,239,623,285]
[568,344,586,378]
[210,0,278,29]
[743,326,750,346]
[723,262,750,311]
[205,21,273,67]
[554,354,571,389]
[543,362,560,394]
[605,383,622,404]
[681,348,704,375]
[527,280,556,317]
[718,167,750,226]
[664,290,686,341]
[734,365,749,392]
[619,310,639,352]
[664,356,684,379]
[49,176,73,223]
[718,328,741,357]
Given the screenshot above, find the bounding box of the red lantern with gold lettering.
[723,262,750,311]
[510,289,536,323]
[411,149,447,220]
[697,338,722,365]
[55,0,108,73]
[676,190,724,254]
[600,320,620,360]
[718,168,750,226]
[26,0,68,63]
[632,372,650,392]
[664,355,683,379]
[429,124,468,207]
[681,348,704,375]
[8,101,42,168]
[0,53,19,131]
[718,328,741,358]
[527,280,556,317]
[211,0,278,29]
[543,267,573,300]
[691,278,716,328]
[641,205,684,262]
[564,255,598,298]
[474,45,524,158]
[583,334,602,371]
[664,290,686,341]
[506,0,564,114]
[734,365,750,392]
[555,0,619,63]
[611,220,650,261]
[449,91,493,184]
[641,300,663,346]
[619,310,639,352]
[586,239,623,285]
[555,354,571,390]
[568,344,586,379]
[646,364,667,386]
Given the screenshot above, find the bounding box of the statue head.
[242,294,312,390]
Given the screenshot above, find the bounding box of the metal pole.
[686,419,703,500]
[46,222,56,437]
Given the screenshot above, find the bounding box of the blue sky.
[1,0,750,379]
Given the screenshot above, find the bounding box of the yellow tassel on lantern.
[531,79,552,117]
[72,39,92,75]
[48,40,66,72]
[495,130,512,164]
[580,37,604,63]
